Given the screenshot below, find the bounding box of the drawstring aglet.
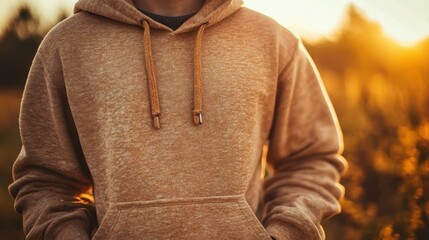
[153,115,161,129]
[193,111,203,125]
[198,113,203,124]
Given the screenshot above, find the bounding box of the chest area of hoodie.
[64,27,277,183]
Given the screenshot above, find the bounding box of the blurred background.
[0,0,428,239]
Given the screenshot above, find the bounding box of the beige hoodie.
[8,0,348,239]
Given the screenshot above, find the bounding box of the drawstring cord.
[141,19,208,129]
[193,22,207,125]
[142,20,161,129]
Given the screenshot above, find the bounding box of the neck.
[133,0,204,16]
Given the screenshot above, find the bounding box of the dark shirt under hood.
[138,8,197,31]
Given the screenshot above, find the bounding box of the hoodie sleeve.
[8,45,96,240]
[261,39,348,240]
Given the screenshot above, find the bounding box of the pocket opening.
[91,208,120,240]
[91,194,272,240]
[236,197,272,240]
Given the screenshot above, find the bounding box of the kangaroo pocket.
[91,194,272,240]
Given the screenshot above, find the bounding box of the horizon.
[0,0,428,46]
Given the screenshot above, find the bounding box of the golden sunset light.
[245,0,429,45]
[1,0,429,239]
[1,0,428,45]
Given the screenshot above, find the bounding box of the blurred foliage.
[0,5,67,240]
[308,5,429,240]
[0,3,428,240]
[0,5,67,89]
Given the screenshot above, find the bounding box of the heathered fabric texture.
[8,0,348,239]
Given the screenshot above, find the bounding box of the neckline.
[138,8,198,19]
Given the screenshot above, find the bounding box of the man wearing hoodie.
[8,0,348,239]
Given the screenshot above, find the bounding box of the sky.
[1,0,428,45]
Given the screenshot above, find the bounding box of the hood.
[73,0,244,129]
[74,0,243,33]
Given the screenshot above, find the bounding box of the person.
[8,0,348,239]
